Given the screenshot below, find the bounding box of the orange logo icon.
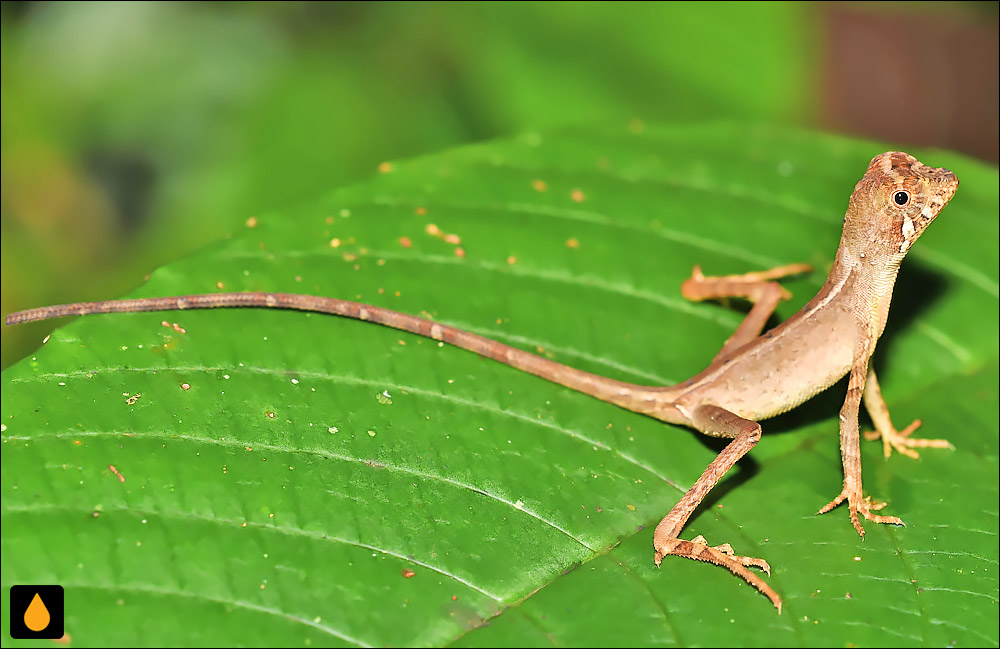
[24,593,51,631]
[9,585,64,639]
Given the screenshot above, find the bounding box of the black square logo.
[9,585,64,639]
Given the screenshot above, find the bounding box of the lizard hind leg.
[862,368,953,459]
[653,404,782,611]
[681,263,812,361]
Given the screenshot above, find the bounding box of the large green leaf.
[2,124,997,647]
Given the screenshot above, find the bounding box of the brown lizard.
[4,151,959,612]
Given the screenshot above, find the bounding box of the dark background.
[2,1,996,368]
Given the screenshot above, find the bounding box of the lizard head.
[850,151,959,256]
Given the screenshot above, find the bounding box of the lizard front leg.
[818,358,905,535]
[862,367,953,459]
[653,404,782,611]
[681,263,812,361]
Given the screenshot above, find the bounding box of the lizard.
[4,151,959,612]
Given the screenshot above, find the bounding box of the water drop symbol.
[24,592,50,632]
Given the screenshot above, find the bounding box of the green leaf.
[3,124,997,647]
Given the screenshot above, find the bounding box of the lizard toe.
[652,536,781,609]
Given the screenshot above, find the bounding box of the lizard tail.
[6,292,657,411]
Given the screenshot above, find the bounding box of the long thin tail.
[6,292,656,410]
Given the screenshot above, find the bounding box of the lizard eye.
[892,190,910,207]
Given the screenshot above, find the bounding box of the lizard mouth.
[919,172,959,223]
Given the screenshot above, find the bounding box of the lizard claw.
[863,418,953,459]
[691,535,772,575]
[654,536,780,611]
[818,489,905,536]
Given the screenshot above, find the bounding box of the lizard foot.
[653,535,781,612]
[689,534,772,574]
[818,489,905,536]
[863,418,953,460]
[682,263,812,302]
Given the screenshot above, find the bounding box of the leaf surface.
[2,124,997,647]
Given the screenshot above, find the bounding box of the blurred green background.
[1,1,996,368]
